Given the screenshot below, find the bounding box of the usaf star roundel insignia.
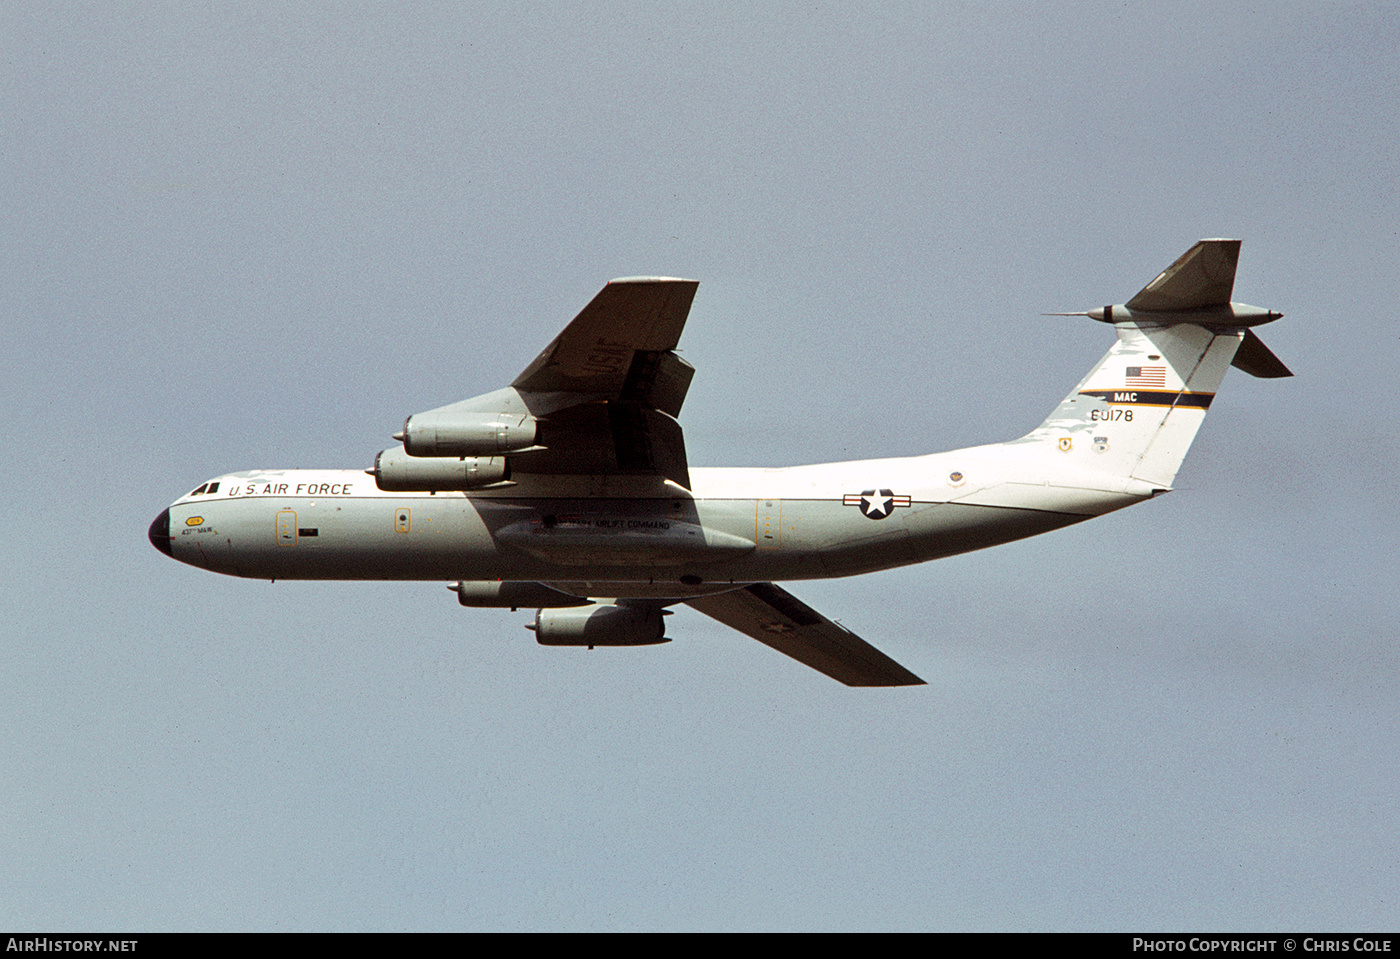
[842,488,912,520]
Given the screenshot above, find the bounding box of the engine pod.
[452,581,592,609]
[532,603,670,646]
[401,411,537,457]
[370,446,509,491]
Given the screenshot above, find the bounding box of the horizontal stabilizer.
[1231,329,1293,378]
[1126,239,1240,312]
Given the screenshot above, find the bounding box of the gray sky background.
[3,1,1397,931]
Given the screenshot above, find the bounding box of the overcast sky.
[3,1,1397,931]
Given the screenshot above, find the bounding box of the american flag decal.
[1125,366,1167,388]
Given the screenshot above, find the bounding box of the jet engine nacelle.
[370,446,509,491]
[452,580,592,609]
[399,410,538,457]
[531,602,671,647]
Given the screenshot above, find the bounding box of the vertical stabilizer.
[1018,239,1288,489]
[1021,323,1243,489]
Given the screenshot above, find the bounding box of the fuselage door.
[276,510,297,545]
[756,499,781,549]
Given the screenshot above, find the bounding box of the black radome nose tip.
[148,508,173,557]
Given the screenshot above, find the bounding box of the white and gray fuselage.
[153,445,1152,594]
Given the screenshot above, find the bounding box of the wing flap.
[508,401,691,489]
[685,583,926,687]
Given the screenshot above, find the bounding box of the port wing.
[685,584,926,687]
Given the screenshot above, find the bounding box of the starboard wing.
[509,277,699,488]
[513,277,698,404]
[391,278,700,490]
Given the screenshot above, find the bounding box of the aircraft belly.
[905,501,1088,563]
[493,518,753,566]
[787,499,919,577]
[700,498,1091,579]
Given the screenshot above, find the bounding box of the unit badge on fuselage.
[843,489,912,520]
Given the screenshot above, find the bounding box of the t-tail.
[1028,239,1290,490]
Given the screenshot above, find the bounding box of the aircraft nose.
[148,508,173,557]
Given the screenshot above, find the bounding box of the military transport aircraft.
[149,240,1289,686]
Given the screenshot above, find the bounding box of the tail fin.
[1022,240,1289,490]
[1025,323,1243,489]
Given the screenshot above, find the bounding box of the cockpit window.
[206,482,220,494]
[190,484,209,496]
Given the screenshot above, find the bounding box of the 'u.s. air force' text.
[225,482,355,497]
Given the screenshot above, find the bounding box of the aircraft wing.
[685,584,926,687]
[394,278,700,490]
[513,277,698,402]
[509,277,699,488]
